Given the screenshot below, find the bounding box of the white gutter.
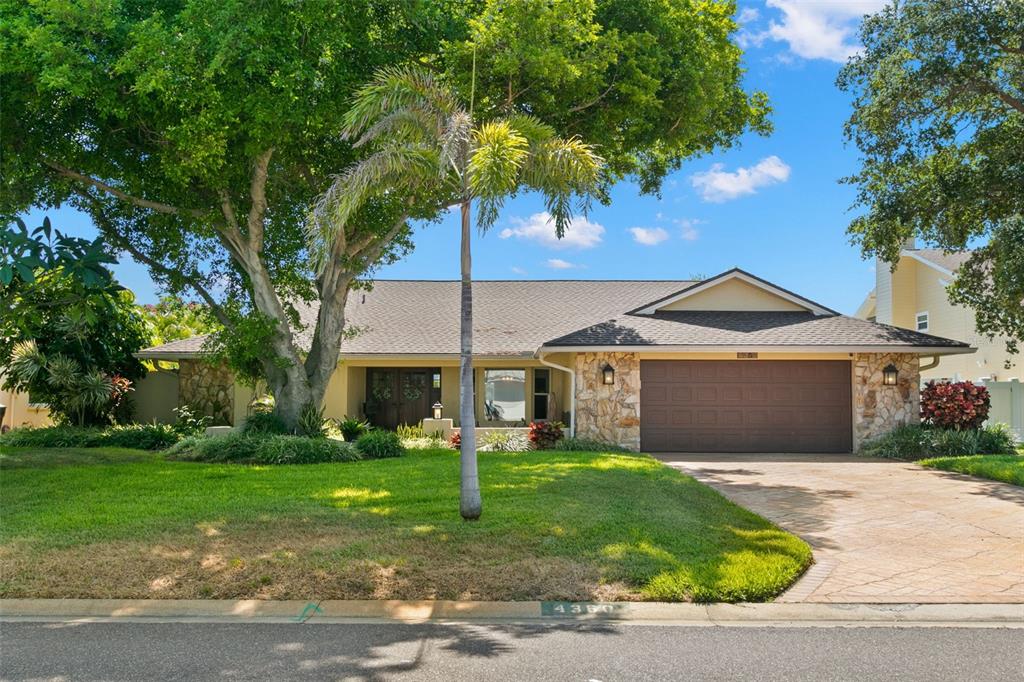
[536,352,575,438]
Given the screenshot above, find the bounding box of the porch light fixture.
[882,364,899,386]
[432,402,444,420]
[602,364,615,385]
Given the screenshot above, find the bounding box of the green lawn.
[0,446,810,603]
[919,453,1024,486]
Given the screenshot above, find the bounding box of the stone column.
[178,360,235,426]
[574,352,641,450]
[853,352,920,449]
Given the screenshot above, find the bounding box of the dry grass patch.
[0,446,811,602]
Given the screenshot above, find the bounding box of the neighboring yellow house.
[0,382,52,431]
[855,245,1021,383]
[139,269,974,453]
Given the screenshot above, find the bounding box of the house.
[0,380,52,432]
[855,244,1021,383]
[855,245,1023,438]
[136,268,973,453]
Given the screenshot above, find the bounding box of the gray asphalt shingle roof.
[542,311,971,349]
[136,278,971,358]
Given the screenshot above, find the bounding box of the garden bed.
[0,446,810,602]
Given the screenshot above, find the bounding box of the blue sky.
[26,1,887,315]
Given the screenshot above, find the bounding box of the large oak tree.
[2,0,768,427]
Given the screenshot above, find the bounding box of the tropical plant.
[315,65,604,519]
[860,423,1015,459]
[7,340,114,426]
[296,401,328,438]
[241,412,289,436]
[337,416,372,442]
[2,216,116,289]
[478,430,531,452]
[920,381,991,430]
[171,405,212,436]
[839,0,1024,355]
[528,421,565,449]
[355,430,405,459]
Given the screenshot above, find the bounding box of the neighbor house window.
[483,369,526,422]
[533,369,550,421]
[916,311,929,332]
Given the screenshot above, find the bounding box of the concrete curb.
[2,599,1022,626]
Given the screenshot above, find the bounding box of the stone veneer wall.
[853,352,920,448]
[178,360,235,426]
[574,352,641,450]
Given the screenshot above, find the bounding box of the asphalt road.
[2,621,1021,681]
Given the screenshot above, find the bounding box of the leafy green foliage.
[166,432,360,465]
[336,416,372,442]
[0,424,179,451]
[1,271,149,425]
[478,429,531,452]
[860,423,1016,460]
[355,430,405,459]
[171,405,212,436]
[553,437,632,453]
[241,412,289,436]
[1,217,116,288]
[839,0,1024,351]
[296,402,328,438]
[445,0,771,193]
[138,297,221,369]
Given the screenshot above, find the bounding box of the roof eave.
[537,344,976,355]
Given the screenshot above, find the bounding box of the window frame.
[915,310,929,332]
[533,368,550,422]
[480,368,528,423]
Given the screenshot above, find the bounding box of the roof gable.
[631,269,838,316]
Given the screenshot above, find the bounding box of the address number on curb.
[541,601,623,617]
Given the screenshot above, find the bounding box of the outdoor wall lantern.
[602,364,615,385]
[432,402,444,420]
[882,364,899,386]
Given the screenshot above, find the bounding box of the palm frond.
[440,111,473,179]
[506,114,556,147]
[74,371,113,410]
[8,340,45,384]
[468,120,529,206]
[352,104,444,149]
[342,65,459,140]
[45,354,80,388]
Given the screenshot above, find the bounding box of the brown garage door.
[640,360,852,453]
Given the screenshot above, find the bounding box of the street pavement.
[2,620,1021,681]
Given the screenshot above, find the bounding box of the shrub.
[0,424,179,450]
[449,431,461,448]
[355,430,404,459]
[920,381,991,430]
[242,412,289,435]
[165,432,261,462]
[252,435,360,464]
[479,430,531,452]
[552,437,631,453]
[401,434,449,450]
[172,404,211,436]
[528,421,564,449]
[337,416,371,441]
[297,401,327,438]
[860,423,1016,459]
[396,423,425,439]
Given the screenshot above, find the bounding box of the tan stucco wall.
[132,370,179,424]
[659,278,807,312]
[0,386,53,430]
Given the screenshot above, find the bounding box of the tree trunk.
[459,199,482,520]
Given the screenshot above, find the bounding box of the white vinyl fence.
[983,379,1023,442]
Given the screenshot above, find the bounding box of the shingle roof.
[542,311,972,350]
[136,278,972,359]
[138,280,693,358]
[907,248,972,273]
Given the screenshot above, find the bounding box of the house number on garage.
[541,601,622,617]
[736,352,758,359]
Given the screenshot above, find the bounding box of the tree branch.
[247,148,274,252]
[567,74,618,114]
[71,188,234,329]
[44,161,208,218]
[972,79,1024,115]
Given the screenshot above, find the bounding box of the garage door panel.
[640,360,852,453]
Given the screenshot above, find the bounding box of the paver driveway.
[659,454,1024,603]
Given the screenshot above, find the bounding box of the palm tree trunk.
[459,198,482,520]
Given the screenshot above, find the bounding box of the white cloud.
[675,218,703,241]
[510,266,527,275]
[499,211,604,249]
[747,1,887,63]
[690,155,791,202]
[546,258,577,270]
[629,227,670,246]
[737,7,760,23]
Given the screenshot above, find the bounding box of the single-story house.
[136,268,974,453]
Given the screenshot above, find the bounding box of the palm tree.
[312,65,603,520]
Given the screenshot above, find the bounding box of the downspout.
[536,351,575,438]
[919,355,940,372]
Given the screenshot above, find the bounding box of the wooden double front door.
[365,368,442,430]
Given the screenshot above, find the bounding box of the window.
[483,369,525,422]
[916,311,929,332]
[533,369,550,421]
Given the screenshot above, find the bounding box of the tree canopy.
[839,0,1023,353]
[2,0,769,424]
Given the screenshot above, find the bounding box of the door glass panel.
[483,369,526,422]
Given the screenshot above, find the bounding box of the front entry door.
[365,368,440,430]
